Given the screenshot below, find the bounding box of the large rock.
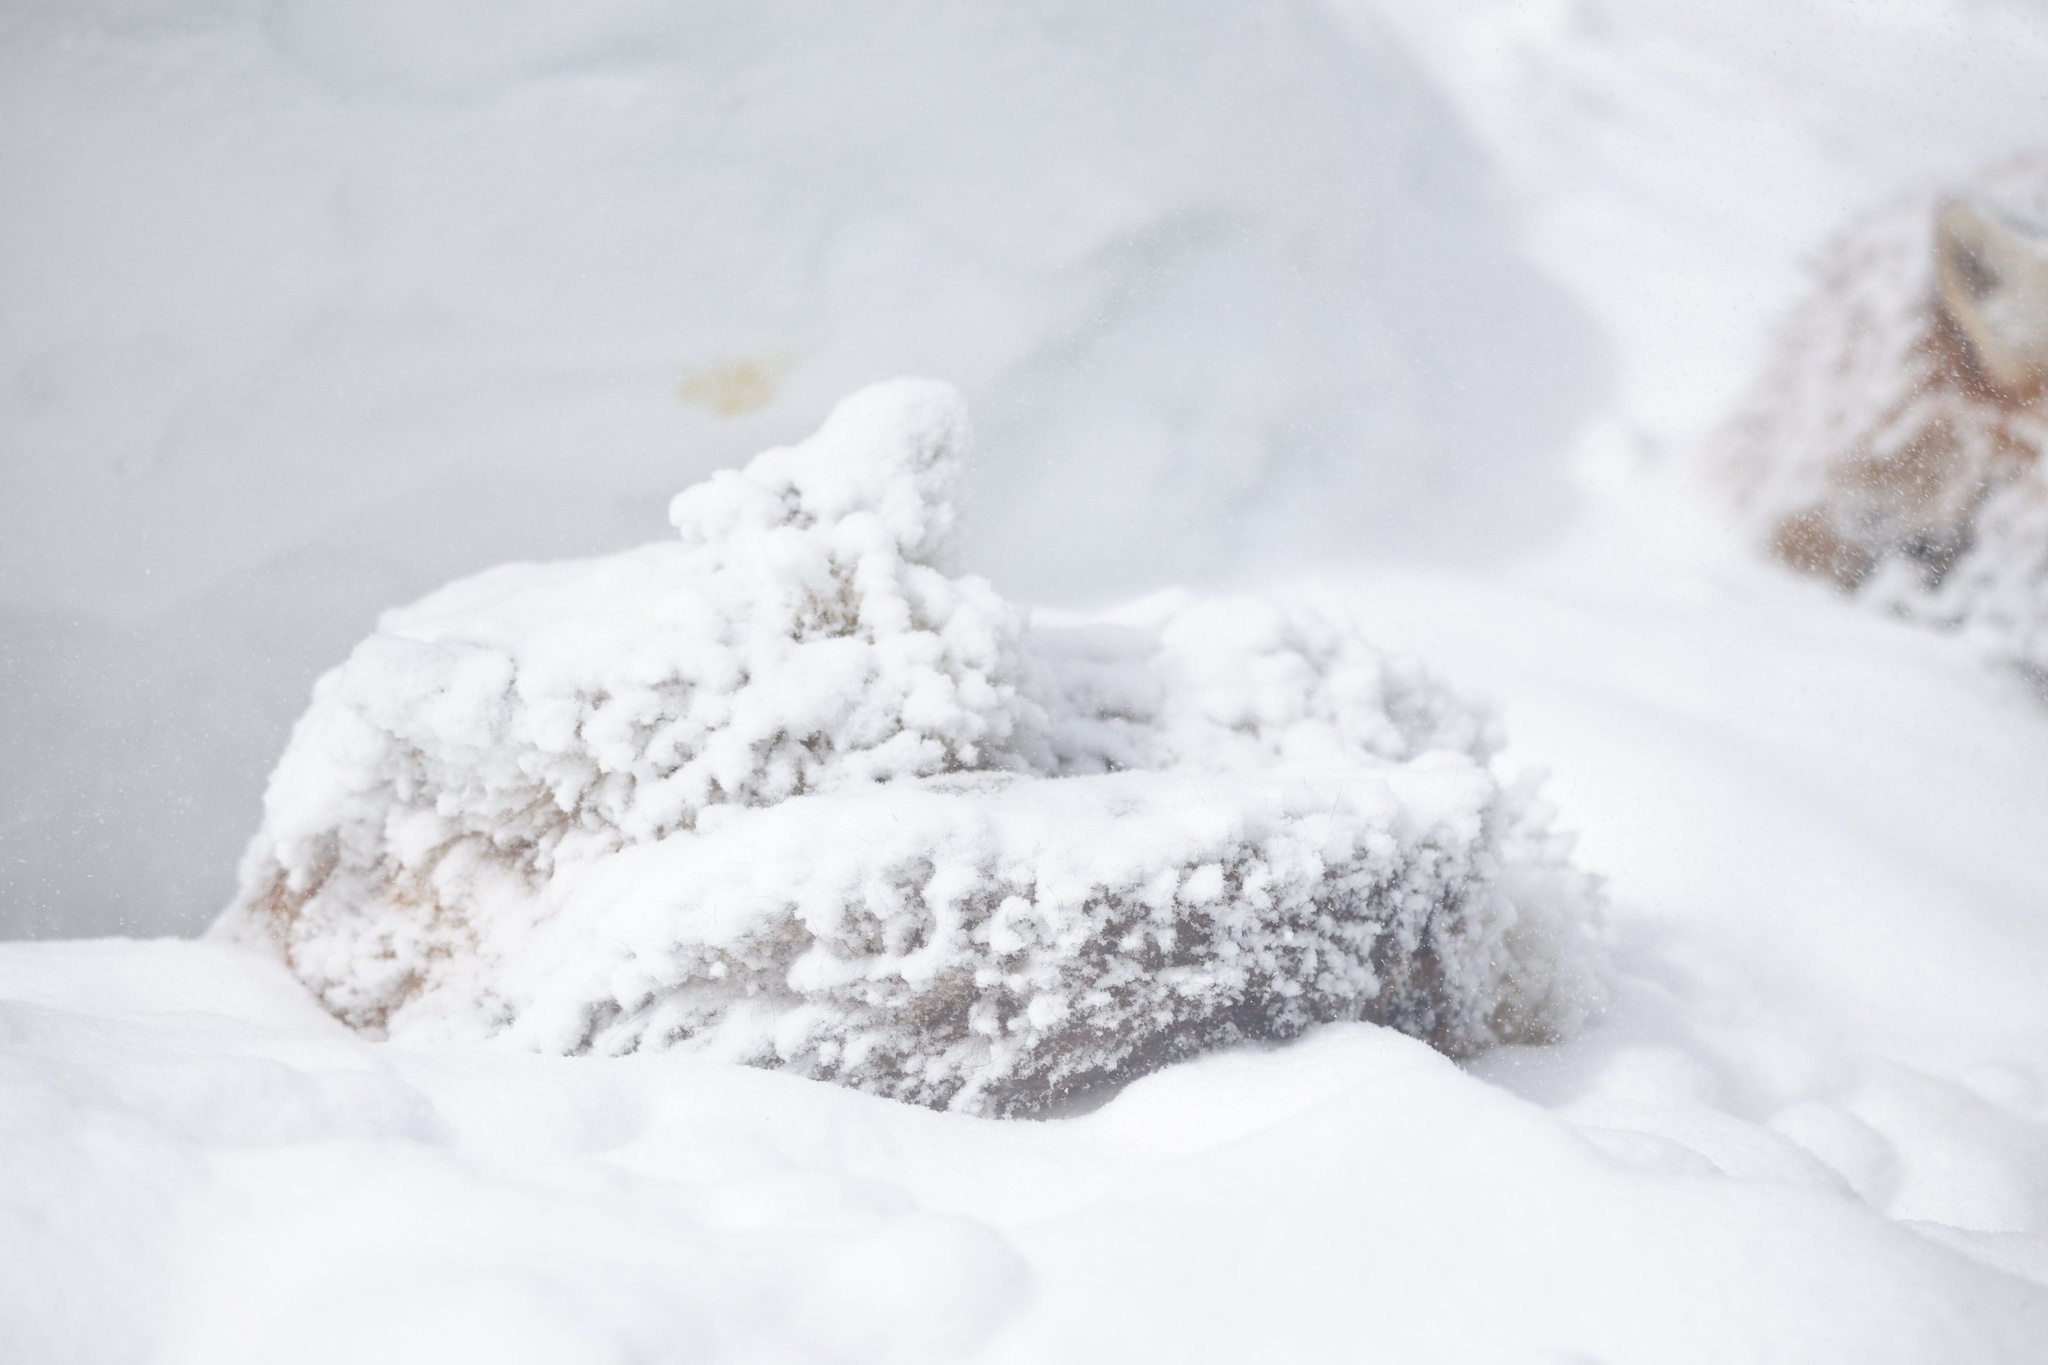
[215,380,1604,1113]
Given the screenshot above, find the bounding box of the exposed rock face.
[216,379,1604,1114]
[1718,156,2048,678]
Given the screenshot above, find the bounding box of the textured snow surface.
[216,380,1600,1112]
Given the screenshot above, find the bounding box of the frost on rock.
[1717,154,2048,679]
[216,378,1604,1115]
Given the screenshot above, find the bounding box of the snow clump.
[216,379,1604,1114]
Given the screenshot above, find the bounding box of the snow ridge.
[217,380,1603,1113]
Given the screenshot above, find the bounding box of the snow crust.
[218,380,1599,1112]
[1718,156,2048,677]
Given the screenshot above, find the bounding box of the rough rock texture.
[216,379,1604,1114]
[1718,154,2048,678]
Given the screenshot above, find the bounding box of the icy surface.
[216,380,1600,1112]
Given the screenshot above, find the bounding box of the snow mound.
[1717,154,2048,676]
[216,380,1603,1113]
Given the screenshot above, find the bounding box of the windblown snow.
[218,380,1600,1113]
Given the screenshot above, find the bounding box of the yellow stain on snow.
[677,354,796,417]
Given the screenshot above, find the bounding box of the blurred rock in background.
[1717,154,2048,684]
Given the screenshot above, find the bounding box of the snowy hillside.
[5,1,2048,1361]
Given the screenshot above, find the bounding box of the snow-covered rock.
[1717,154,2048,677]
[216,379,1602,1113]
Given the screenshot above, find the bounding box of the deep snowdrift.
[218,380,1600,1112]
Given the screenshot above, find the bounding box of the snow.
[8,655,2048,1360]
[7,0,2048,1359]
[217,379,1600,1110]
[11,476,2048,1359]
